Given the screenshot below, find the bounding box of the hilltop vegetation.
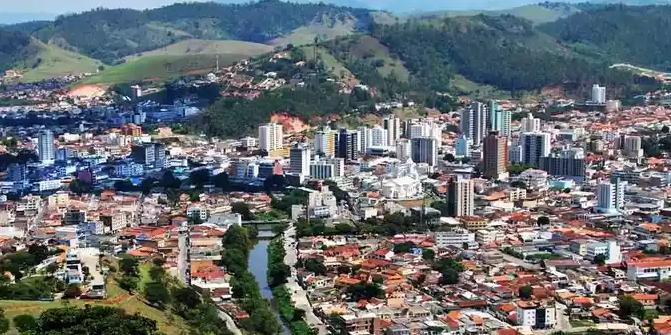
[32,0,374,64]
[540,5,671,71]
[0,30,31,72]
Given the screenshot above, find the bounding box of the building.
[490,101,512,137]
[314,129,336,156]
[539,156,586,181]
[591,84,606,104]
[131,143,165,168]
[335,129,359,162]
[483,131,508,180]
[516,301,556,329]
[396,139,411,161]
[435,229,476,248]
[521,132,551,167]
[627,259,671,281]
[383,115,401,146]
[521,113,541,132]
[623,135,643,159]
[289,144,311,177]
[410,137,438,167]
[258,123,283,152]
[380,176,423,200]
[455,135,470,158]
[596,179,626,213]
[447,178,474,217]
[461,102,487,146]
[38,130,55,165]
[585,240,622,264]
[310,157,344,180]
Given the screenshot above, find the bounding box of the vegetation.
[273,286,316,335]
[434,258,465,285]
[221,225,280,335]
[618,295,645,320]
[23,306,160,334]
[268,238,290,288]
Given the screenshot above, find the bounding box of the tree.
[422,249,435,261]
[34,306,158,334]
[444,153,456,162]
[663,125,670,134]
[510,181,527,189]
[148,265,165,282]
[519,285,533,300]
[303,259,327,275]
[119,256,139,276]
[159,170,181,189]
[189,169,211,187]
[117,275,138,292]
[13,314,37,333]
[69,179,92,195]
[213,172,231,190]
[537,216,550,226]
[63,284,82,299]
[440,268,460,285]
[619,295,645,320]
[0,308,8,334]
[347,283,384,301]
[231,202,254,221]
[393,242,415,254]
[172,287,201,312]
[144,282,171,308]
[593,254,607,266]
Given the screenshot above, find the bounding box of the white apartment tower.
[383,115,402,146]
[461,102,487,146]
[38,129,55,165]
[592,84,606,104]
[521,113,541,133]
[597,179,626,213]
[259,123,284,152]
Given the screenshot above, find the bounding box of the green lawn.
[18,39,101,83]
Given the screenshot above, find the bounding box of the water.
[248,239,291,335]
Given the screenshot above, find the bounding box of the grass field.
[449,74,511,99]
[271,19,357,47]
[347,35,410,82]
[300,45,353,81]
[84,38,274,85]
[18,39,102,83]
[418,4,581,25]
[0,275,191,335]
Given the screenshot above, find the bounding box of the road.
[217,310,242,335]
[282,222,329,335]
[495,251,542,271]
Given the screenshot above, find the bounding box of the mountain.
[371,13,649,93]
[0,29,32,72]
[31,0,374,64]
[416,3,583,25]
[540,5,671,71]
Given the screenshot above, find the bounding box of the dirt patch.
[270,112,311,134]
[68,84,107,98]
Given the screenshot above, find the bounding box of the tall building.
[521,113,541,132]
[289,144,311,177]
[623,135,643,158]
[483,131,508,180]
[411,137,438,167]
[131,143,165,168]
[596,179,626,213]
[335,128,359,162]
[310,157,344,180]
[38,130,55,165]
[460,102,487,146]
[314,129,336,156]
[396,139,411,161]
[491,109,512,137]
[521,132,551,167]
[383,115,401,146]
[539,156,586,181]
[455,135,470,158]
[591,84,606,104]
[447,178,474,217]
[258,123,283,153]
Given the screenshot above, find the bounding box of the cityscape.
[1,1,671,335]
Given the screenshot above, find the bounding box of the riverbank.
[267,237,317,335]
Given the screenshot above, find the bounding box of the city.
[1,1,671,335]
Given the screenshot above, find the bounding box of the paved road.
[217,310,242,335]
[282,223,329,335]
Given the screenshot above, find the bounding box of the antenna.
[216,55,220,72]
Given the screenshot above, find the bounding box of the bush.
[13,314,37,333]
[62,284,81,299]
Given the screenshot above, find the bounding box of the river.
[248,238,291,335]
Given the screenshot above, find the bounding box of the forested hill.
[539,5,671,71]
[0,29,31,72]
[31,0,375,64]
[372,14,634,92]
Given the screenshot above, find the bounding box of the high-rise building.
[623,135,643,158]
[483,131,508,180]
[335,128,359,162]
[491,109,512,137]
[455,135,470,158]
[509,144,523,164]
[310,157,344,180]
[131,143,165,168]
[539,156,586,181]
[396,139,411,161]
[461,102,488,146]
[591,84,606,104]
[289,144,311,176]
[521,132,551,167]
[521,113,541,132]
[38,130,55,165]
[314,129,336,156]
[411,137,438,167]
[258,123,283,153]
[447,178,474,217]
[596,179,626,213]
[383,115,401,146]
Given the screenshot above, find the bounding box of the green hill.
[32,0,375,64]
[17,39,101,82]
[417,3,582,25]
[540,5,671,71]
[126,39,273,60]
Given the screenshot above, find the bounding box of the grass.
[418,4,582,26]
[347,36,410,82]
[570,319,596,328]
[300,46,353,81]
[271,19,356,47]
[17,39,101,83]
[449,74,511,99]
[0,275,191,335]
[125,39,273,60]
[83,54,241,85]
